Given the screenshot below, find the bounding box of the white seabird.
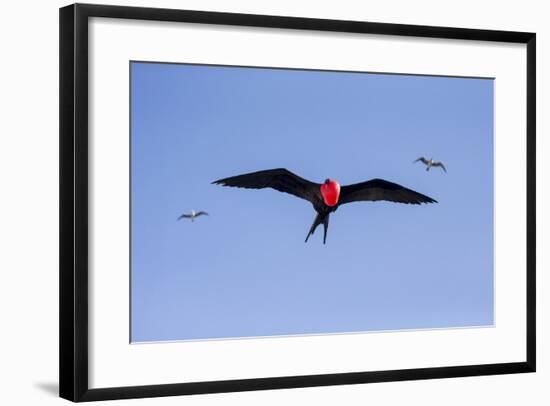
[178,210,209,222]
[414,157,447,173]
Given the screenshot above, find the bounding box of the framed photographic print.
[59,3,536,402]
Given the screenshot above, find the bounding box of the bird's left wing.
[196,211,209,217]
[178,214,192,220]
[212,168,322,205]
[339,178,437,205]
[433,162,447,172]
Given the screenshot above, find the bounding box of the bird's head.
[320,178,340,207]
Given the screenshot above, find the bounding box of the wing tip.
[212,179,230,186]
[212,180,244,188]
[413,195,438,205]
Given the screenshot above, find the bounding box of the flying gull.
[414,157,447,173]
[178,210,209,222]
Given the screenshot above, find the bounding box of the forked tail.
[305,213,330,244]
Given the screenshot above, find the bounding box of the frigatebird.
[414,157,447,173]
[178,210,209,222]
[212,168,437,244]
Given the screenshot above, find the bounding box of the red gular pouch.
[320,179,340,207]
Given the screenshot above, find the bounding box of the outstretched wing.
[339,178,437,206]
[212,168,322,205]
[414,157,429,165]
[177,213,192,220]
[433,162,447,172]
[195,211,209,217]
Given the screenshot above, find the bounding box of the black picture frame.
[59,3,536,402]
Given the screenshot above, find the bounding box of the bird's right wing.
[178,214,192,220]
[196,211,209,217]
[414,157,429,164]
[339,178,437,205]
[212,168,322,205]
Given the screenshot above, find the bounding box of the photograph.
[55,2,536,402]
[130,62,494,343]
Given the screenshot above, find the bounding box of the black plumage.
[213,168,322,206]
[213,168,436,244]
[339,179,437,205]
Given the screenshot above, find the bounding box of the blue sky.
[130,62,494,342]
